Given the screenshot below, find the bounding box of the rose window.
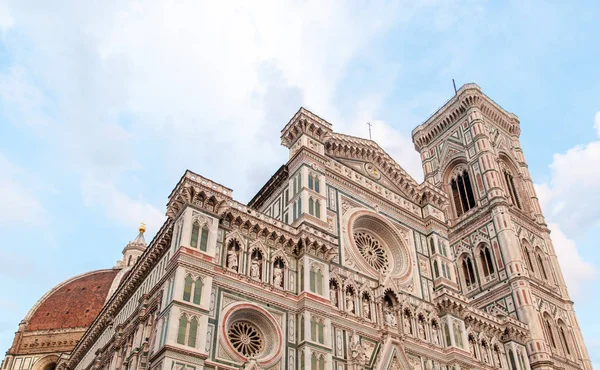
[228,321,264,357]
[346,211,412,281]
[353,231,390,273]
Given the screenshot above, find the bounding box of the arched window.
[318,355,325,370]
[293,202,297,220]
[193,277,202,305]
[314,177,320,193]
[190,221,200,248]
[310,317,317,341]
[310,265,323,295]
[316,269,323,295]
[308,174,314,190]
[503,169,522,210]
[444,322,452,347]
[429,238,436,255]
[183,275,193,302]
[311,354,317,369]
[450,167,476,217]
[298,198,302,215]
[177,315,188,344]
[299,315,305,341]
[199,226,209,252]
[317,320,324,344]
[433,260,440,278]
[188,317,198,347]
[462,256,477,288]
[315,200,321,218]
[309,197,314,215]
[508,349,517,370]
[558,322,571,355]
[537,253,548,280]
[544,315,557,349]
[479,245,495,278]
[300,351,305,370]
[127,255,132,266]
[522,240,535,273]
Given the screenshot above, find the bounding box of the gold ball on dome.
[139,223,146,233]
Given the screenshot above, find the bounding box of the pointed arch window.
[544,316,557,348]
[537,254,548,280]
[508,349,517,370]
[308,174,314,190]
[558,323,571,355]
[314,177,320,193]
[311,354,317,369]
[177,315,188,345]
[315,200,321,218]
[462,256,477,288]
[309,197,314,216]
[299,315,305,341]
[183,275,193,302]
[188,317,198,347]
[190,221,200,248]
[310,317,317,341]
[450,167,476,217]
[433,260,440,278]
[193,277,202,304]
[503,169,522,210]
[479,245,495,278]
[293,202,297,221]
[199,226,209,252]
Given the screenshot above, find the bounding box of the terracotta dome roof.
[26,269,121,331]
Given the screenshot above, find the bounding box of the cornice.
[412,84,521,151]
[280,107,333,148]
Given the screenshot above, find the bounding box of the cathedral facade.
[2,84,591,370]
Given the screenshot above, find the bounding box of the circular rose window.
[220,303,283,367]
[353,231,390,273]
[228,321,263,357]
[346,211,412,281]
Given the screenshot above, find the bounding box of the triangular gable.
[376,338,411,370]
[335,158,413,200]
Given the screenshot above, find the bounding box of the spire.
[116,222,148,268]
[132,222,147,246]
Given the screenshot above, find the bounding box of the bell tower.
[412,84,592,370]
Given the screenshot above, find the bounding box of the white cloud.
[0,2,14,34]
[0,0,471,220]
[546,223,596,298]
[534,112,600,299]
[81,176,164,236]
[0,153,48,226]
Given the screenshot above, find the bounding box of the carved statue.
[482,347,489,363]
[385,307,396,327]
[346,295,355,314]
[431,326,439,345]
[250,257,261,279]
[330,289,338,307]
[227,246,238,271]
[470,340,477,358]
[404,314,412,335]
[418,319,426,340]
[273,265,283,288]
[362,299,370,319]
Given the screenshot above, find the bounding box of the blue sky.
[0,0,599,366]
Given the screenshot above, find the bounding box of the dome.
[25,269,121,331]
[5,269,123,360]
